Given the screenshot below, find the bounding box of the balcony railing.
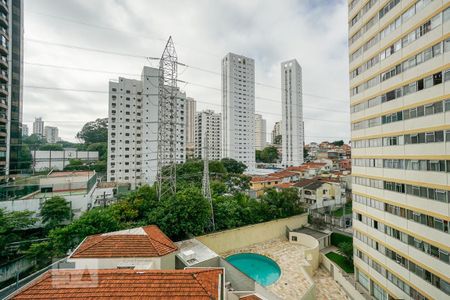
[0,0,7,14]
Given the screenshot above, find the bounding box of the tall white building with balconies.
[221,53,255,169]
[33,117,44,137]
[194,110,221,160]
[349,1,450,299]
[281,59,304,167]
[44,126,59,144]
[254,114,267,150]
[107,66,186,189]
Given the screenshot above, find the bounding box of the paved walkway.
[314,267,350,300]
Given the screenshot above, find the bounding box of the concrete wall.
[321,253,365,300]
[196,214,308,254]
[0,257,34,283]
[288,232,320,273]
[159,252,177,270]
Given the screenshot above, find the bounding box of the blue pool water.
[226,253,281,286]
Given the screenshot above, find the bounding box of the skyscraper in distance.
[185,97,196,159]
[281,59,304,167]
[221,52,255,169]
[349,1,450,299]
[254,113,267,151]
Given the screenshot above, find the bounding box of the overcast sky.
[23,0,350,143]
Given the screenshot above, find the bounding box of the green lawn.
[331,202,352,217]
[325,252,354,273]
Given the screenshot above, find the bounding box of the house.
[8,268,224,300]
[67,225,178,270]
[338,159,351,171]
[250,170,299,197]
[294,178,344,211]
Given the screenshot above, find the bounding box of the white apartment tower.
[44,126,59,143]
[33,117,44,137]
[222,53,255,169]
[185,97,196,159]
[107,66,186,189]
[194,110,221,160]
[254,114,267,150]
[281,59,304,167]
[271,121,281,144]
[349,1,450,299]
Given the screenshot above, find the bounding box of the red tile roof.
[293,178,318,188]
[240,295,262,300]
[250,176,278,183]
[268,170,298,178]
[11,268,223,299]
[70,225,177,258]
[273,182,296,189]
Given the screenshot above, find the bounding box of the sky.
[23,0,350,144]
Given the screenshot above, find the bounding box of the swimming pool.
[226,253,281,286]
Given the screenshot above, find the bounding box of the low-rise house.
[8,268,224,299]
[294,178,344,211]
[67,225,178,270]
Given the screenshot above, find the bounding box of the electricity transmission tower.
[202,134,215,231]
[156,36,178,201]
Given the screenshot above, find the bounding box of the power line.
[24,37,350,104]
[19,84,349,123]
[23,61,350,114]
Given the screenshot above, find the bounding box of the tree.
[17,144,32,170]
[332,140,344,147]
[87,142,108,161]
[260,188,303,218]
[303,148,309,159]
[255,150,262,162]
[23,134,46,150]
[0,209,36,259]
[40,196,73,230]
[221,158,247,174]
[39,144,64,151]
[147,187,211,240]
[76,118,108,144]
[337,241,353,264]
[260,146,279,163]
[274,135,282,145]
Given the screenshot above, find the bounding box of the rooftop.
[293,227,330,240]
[176,238,219,267]
[70,225,177,258]
[10,268,223,299]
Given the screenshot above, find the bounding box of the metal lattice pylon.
[202,133,215,231]
[156,36,178,200]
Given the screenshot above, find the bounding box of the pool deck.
[221,237,349,300]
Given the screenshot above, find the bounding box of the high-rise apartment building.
[44,126,59,144]
[281,59,304,167]
[194,110,221,160]
[185,97,196,159]
[271,121,281,144]
[33,117,44,136]
[349,1,450,299]
[254,114,267,150]
[222,53,255,169]
[0,0,23,182]
[22,124,28,137]
[107,66,186,189]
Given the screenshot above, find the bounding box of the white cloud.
[23,0,350,143]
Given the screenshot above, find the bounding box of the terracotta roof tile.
[70,225,177,258]
[250,176,278,183]
[240,295,262,300]
[268,170,298,178]
[10,269,223,299]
